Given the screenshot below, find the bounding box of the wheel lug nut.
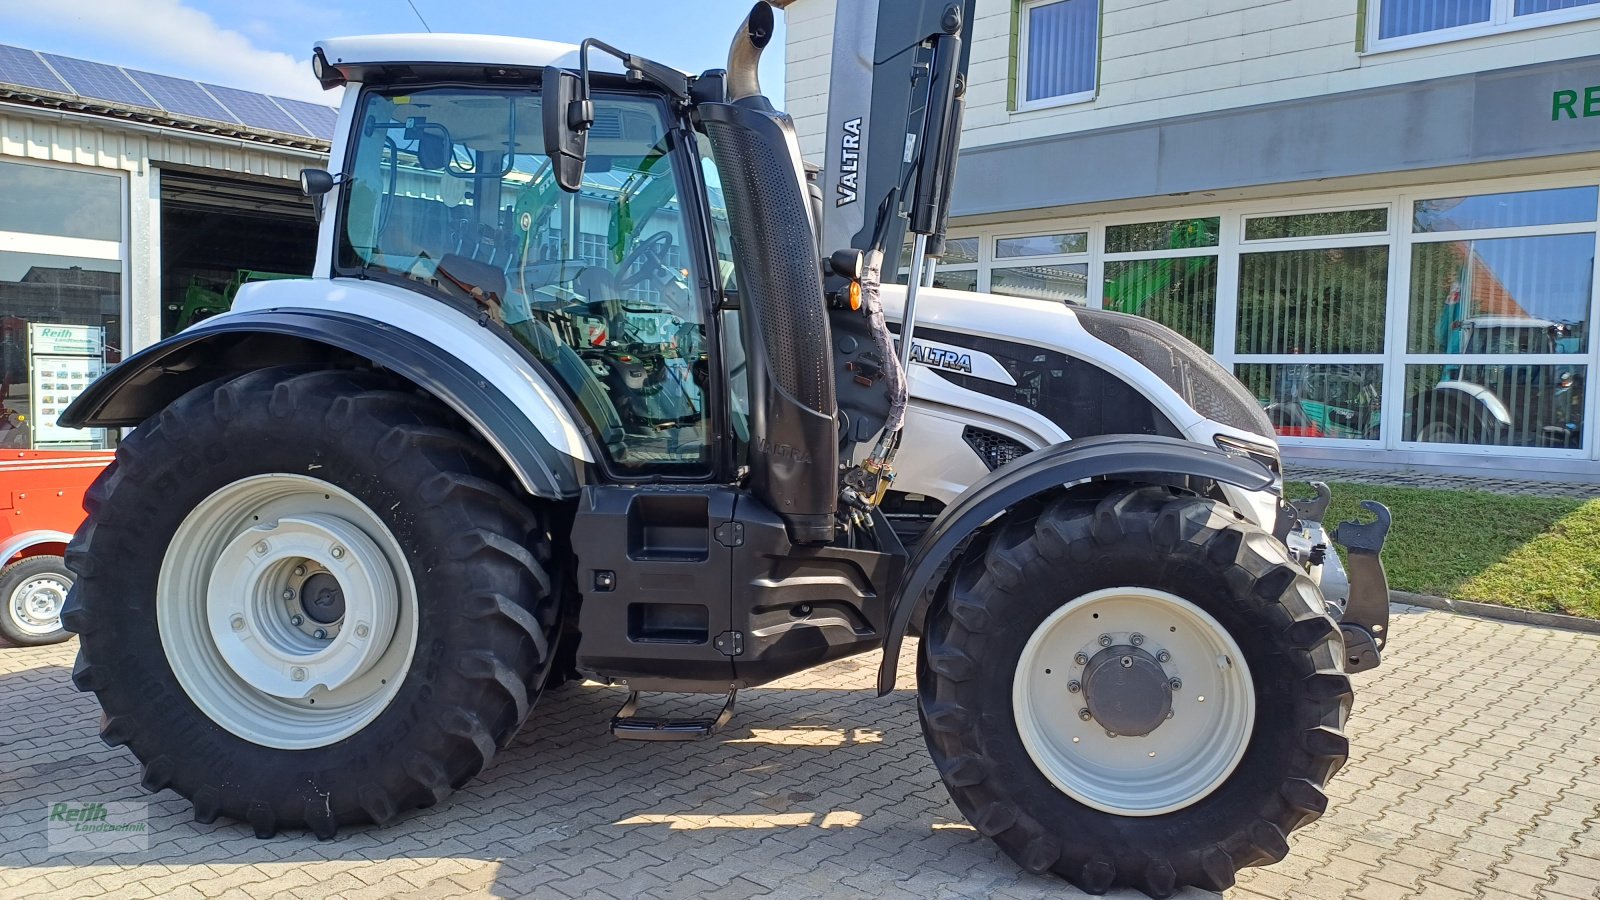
[1130,633,1144,646]
[330,546,345,559]
[1169,678,1183,690]
[313,628,327,640]
[290,615,304,626]
[291,667,307,682]
[1078,708,1092,722]
[1074,652,1088,666]
[1157,650,1171,663]
[355,624,370,638]
[1067,680,1081,693]
[1097,634,1112,647]
[254,541,269,556]
[282,589,296,600]
[1105,730,1117,739]
[229,615,245,632]
[1166,710,1175,719]
[293,565,306,577]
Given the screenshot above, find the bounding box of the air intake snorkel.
[699,3,840,544]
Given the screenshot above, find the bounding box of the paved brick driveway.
[3,605,1599,900]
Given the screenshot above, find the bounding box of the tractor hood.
[879,284,1276,446]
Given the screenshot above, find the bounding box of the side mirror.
[542,67,592,193]
[299,168,336,196]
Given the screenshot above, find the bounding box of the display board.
[28,324,105,447]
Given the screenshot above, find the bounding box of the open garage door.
[159,169,318,338]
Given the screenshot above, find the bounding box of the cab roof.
[315,33,625,79]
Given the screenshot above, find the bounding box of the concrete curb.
[1392,590,1600,636]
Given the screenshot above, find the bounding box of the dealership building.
[787,0,1600,478]
[0,45,331,453]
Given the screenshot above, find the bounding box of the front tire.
[0,555,72,646]
[919,486,1351,897]
[63,368,558,837]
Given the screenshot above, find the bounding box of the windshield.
[338,87,713,475]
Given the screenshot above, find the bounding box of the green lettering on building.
[1553,86,1600,120]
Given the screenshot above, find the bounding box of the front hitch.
[1331,501,1391,674]
[1285,484,1392,675]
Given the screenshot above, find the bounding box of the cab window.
[339,87,711,475]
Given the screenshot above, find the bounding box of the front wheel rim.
[9,574,68,635]
[1011,587,1255,816]
[158,474,418,749]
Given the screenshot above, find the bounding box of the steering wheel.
[618,231,676,289]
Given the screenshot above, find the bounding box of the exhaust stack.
[726,2,775,103]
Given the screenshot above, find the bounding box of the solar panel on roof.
[272,97,338,140]
[40,53,154,108]
[204,83,309,136]
[0,45,69,94]
[127,69,239,124]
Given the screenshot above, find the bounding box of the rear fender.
[61,310,587,499]
[876,434,1275,694]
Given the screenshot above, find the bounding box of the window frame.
[0,155,129,452]
[1365,0,1600,54]
[331,82,735,483]
[1015,0,1100,112]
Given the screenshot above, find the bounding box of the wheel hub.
[206,513,398,699]
[12,577,67,631]
[1081,645,1171,737]
[298,571,345,624]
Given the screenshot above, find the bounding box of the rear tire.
[0,555,72,646]
[63,367,558,837]
[919,486,1350,897]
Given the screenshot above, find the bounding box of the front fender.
[61,310,587,499]
[876,434,1275,694]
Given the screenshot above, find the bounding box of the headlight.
[1214,433,1281,478]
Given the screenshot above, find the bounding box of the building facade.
[0,46,331,453]
[786,0,1600,478]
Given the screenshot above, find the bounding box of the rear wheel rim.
[158,474,418,749]
[9,574,67,636]
[1011,587,1255,816]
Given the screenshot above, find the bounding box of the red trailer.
[0,450,107,645]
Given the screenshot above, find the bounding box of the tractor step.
[610,689,737,741]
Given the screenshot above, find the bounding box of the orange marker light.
[848,280,862,311]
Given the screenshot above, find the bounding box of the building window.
[1019,0,1099,108]
[0,159,124,451]
[899,236,979,290]
[1371,0,1600,48]
[1234,234,1392,441]
[1103,218,1220,351]
[1400,186,1597,449]
[990,230,1088,304]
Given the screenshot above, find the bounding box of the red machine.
[0,450,107,645]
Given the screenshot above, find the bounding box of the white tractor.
[60,3,1390,895]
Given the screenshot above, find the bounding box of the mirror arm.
[580,38,691,103]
